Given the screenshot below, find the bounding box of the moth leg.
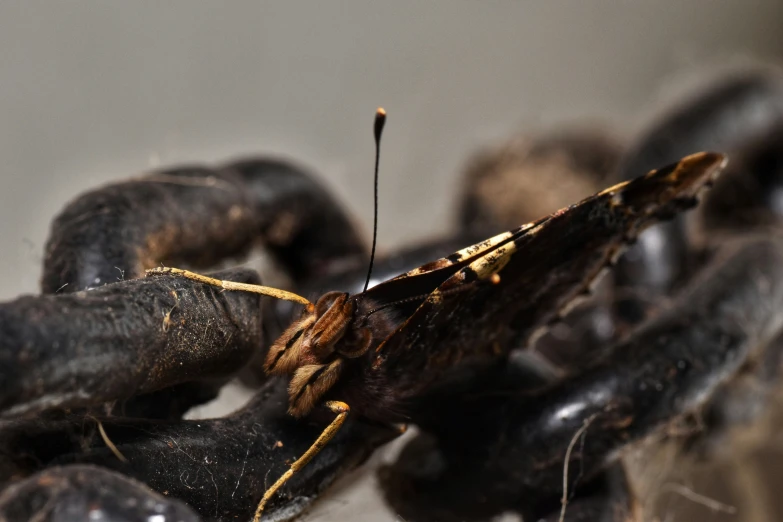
[253,400,350,522]
[147,266,313,307]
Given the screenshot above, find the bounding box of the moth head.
[265,291,375,416]
[263,291,355,375]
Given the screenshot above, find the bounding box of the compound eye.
[314,291,349,318]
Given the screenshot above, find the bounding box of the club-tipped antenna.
[363,107,386,293]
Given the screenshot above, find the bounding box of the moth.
[149,109,726,520]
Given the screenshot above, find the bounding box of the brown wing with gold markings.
[369,152,727,397]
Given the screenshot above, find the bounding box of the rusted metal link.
[0,269,263,418]
[0,378,400,521]
[42,158,368,294]
[0,465,202,522]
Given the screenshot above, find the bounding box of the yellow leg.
[146,266,313,308]
[253,401,350,522]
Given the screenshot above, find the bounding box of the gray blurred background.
[2,1,783,301]
[2,2,783,521]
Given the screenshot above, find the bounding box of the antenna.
[363,107,386,293]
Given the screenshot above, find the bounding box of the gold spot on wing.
[426,288,444,305]
[414,260,451,273]
[597,152,726,206]
[403,227,522,277]
[405,265,443,277]
[596,179,630,198]
[657,151,727,186]
[467,239,518,279]
[450,229,516,260]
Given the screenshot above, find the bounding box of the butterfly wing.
[370,152,726,395]
[360,223,534,307]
